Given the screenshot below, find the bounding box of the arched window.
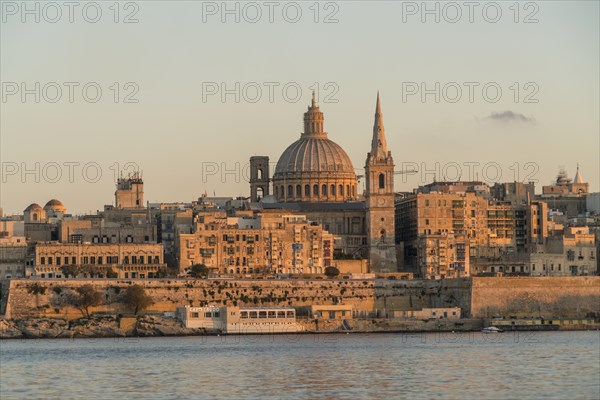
[352,185,356,196]
[380,229,386,242]
[280,186,284,198]
[287,185,293,197]
[296,185,302,197]
[257,187,264,200]
[346,185,350,197]
[339,184,344,196]
[322,184,327,196]
[257,168,263,180]
[32,213,38,221]
[379,173,385,189]
[305,185,310,196]
[331,184,336,196]
[313,185,319,196]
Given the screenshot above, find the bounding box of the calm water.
[1,332,599,400]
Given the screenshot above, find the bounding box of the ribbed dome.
[45,199,64,207]
[274,137,356,178]
[24,203,43,212]
[271,95,358,203]
[44,199,66,214]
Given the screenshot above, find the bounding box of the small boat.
[481,326,504,333]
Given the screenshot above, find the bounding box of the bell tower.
[250,156,270,202]
[365,93,397,272]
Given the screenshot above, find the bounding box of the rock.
[17,318,69,338]
[0,319,23,339]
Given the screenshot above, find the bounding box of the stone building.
[417,232,469,279]
[530,226,597,276]
[396,187,550,276]
[0,240,28,296]
[33,242,166,279]
[538,166,589,217]
[115,172,144,209]
[177,211,334,275]
[249,93,397,271]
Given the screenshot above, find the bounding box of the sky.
[1,0,599,215]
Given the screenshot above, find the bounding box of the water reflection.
[1,332,599,400]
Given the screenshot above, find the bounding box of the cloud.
[484,110,535,123]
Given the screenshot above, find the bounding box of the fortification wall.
[5,277,598,321]
[4,278,471,320]
[470,276,600,318]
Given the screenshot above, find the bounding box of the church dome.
[24,203,43,212]
[272,94,358,202]
[274,137,356,177]
[44,199,66,214]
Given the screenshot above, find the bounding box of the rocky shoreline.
[0,315,214,339]
[2,315,598,339]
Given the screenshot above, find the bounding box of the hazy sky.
[1,1,598,214]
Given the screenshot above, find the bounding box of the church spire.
[371,91,388,157]
[574,163,584,184]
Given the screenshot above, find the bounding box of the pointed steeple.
[574,164,584,184]
[302,91,325,137]
[371,91,388,157]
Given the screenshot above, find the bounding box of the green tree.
[325,266,340,278]
[106,268,118,278]
[123,285,153,315]
[75,284,103,318]
[61,265,80,278]
[190,264,209,278]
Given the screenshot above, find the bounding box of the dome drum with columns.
[272,93,358,202]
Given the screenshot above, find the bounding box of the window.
[98,256,103,264]
[296,185,301,197]
[339,184,344,196]
[241,311,248,319]
[305,185,310,196]
[56,257,61,265]
[191,312,199,318]
[250,311,258,318]
[313,185,319,196]
[48,257,53,265]
[204,312,212,318]
[331,184,336,196]
[286,311,295,318]
[378,173,385,189]
[277,311,286,318]
[258,311,267,318]
[72,256,76,264]
[322,184,327,196]
[287,185,293,197]
[425,199,430,206]
[40,257,45,265]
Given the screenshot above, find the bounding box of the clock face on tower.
[377,197,388,207]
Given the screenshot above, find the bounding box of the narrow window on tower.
[379,173,385,189]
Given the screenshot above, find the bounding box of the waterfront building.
[33,242,166,278]
[177,305,303,333]
[177,212,334,275]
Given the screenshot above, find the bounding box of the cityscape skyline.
[2,1,599,214]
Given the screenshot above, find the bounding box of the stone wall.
[470,276,600,318]
[4,278,471,320]
[3,276,598,321]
